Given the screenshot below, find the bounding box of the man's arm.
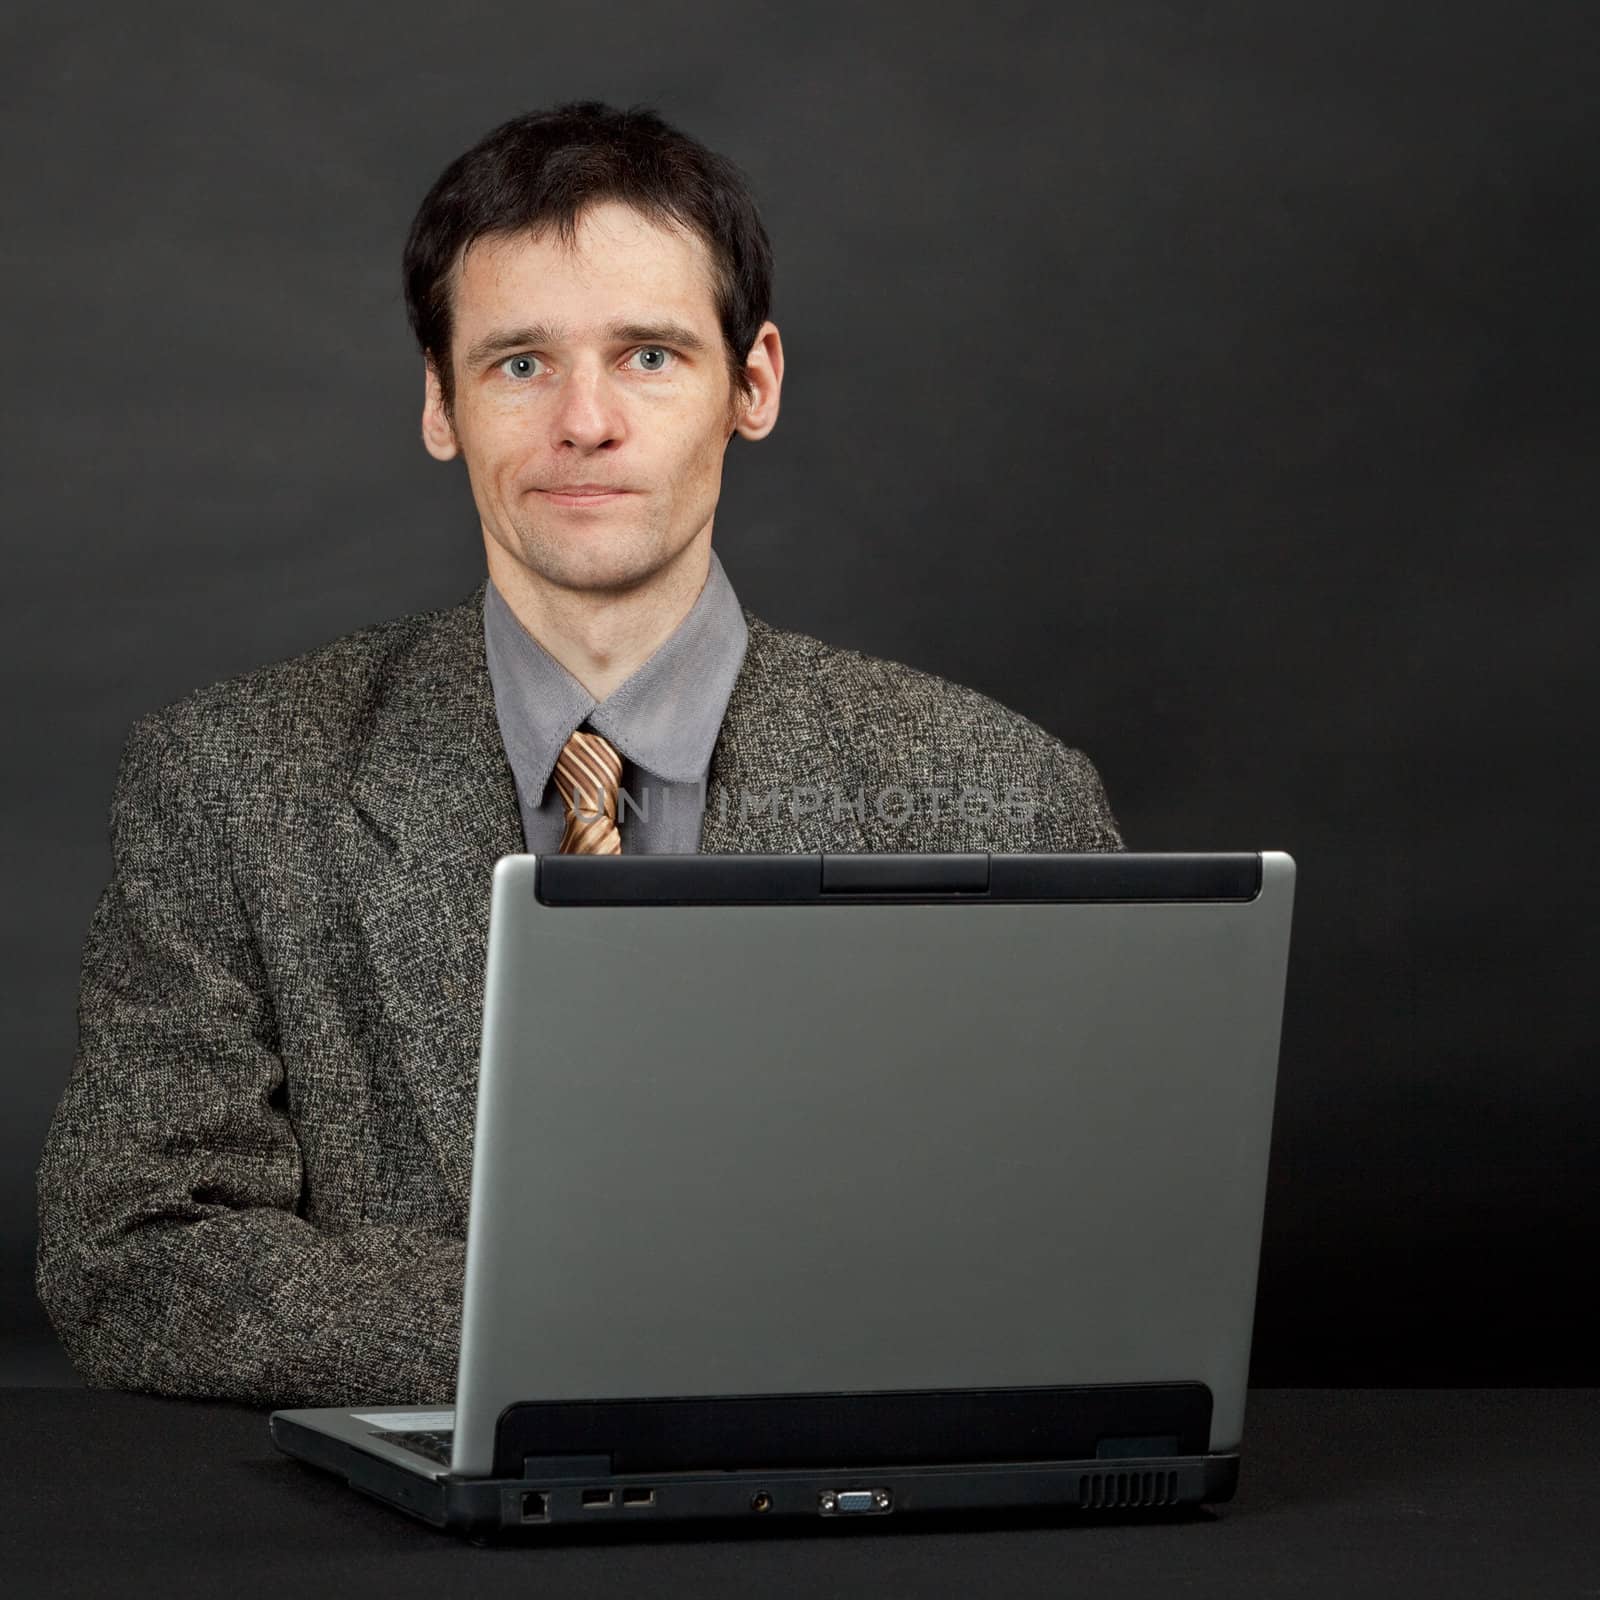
[36,711,464,1407]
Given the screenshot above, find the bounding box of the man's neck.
[485,531,714,703]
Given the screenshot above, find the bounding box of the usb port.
[581,1488,615,1508]
[622,1487,655,1507]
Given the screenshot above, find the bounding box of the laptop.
[271,849,1296,1539]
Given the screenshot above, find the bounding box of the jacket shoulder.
[124,591,469,781]
[742,612,1123,849]
[745,610,1078,752]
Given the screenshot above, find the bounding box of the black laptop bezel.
[534,849,1263,905]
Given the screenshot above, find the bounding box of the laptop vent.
[1076,1469,1181,1510]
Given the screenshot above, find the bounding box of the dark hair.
[402,101,774,433]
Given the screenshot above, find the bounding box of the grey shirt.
[483,549,749,854]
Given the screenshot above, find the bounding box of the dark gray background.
[3,1,1594,1386]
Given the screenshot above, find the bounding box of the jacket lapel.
[347,582,523,1215]
[346,582,870,1209]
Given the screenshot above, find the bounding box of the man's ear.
[731,321,784,443]
[421,358,460,461]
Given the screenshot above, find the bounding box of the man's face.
[421,200,778,597]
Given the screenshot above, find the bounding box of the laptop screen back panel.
[453,852,1294,1480]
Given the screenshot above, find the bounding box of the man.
[36,102,1123,1407]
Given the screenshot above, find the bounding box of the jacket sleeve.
[35,711,464,1408]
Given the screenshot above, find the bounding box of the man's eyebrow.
[463,319,712,369]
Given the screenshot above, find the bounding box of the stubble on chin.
[504,507,674,595]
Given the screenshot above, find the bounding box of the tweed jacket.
[35,578,1124,1407]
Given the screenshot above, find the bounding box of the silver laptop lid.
[452,851,1295,1478]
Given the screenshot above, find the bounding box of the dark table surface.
[3,1387,1596,1599]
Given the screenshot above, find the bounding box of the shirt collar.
[483,547,748,801]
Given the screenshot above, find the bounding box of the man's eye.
[499,348,676,381]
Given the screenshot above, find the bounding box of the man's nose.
[552,364,625,445]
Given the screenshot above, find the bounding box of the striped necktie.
[552,728,624,854]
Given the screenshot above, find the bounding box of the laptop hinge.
[493,1383,1212,1478]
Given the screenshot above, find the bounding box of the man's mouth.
[536,486,633,507]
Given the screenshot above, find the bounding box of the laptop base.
[272,1413,1238,1541]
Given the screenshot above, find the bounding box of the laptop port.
[621,1487,655,1507]
[751,1491,772,1513]
[581,1488,615,1508]
[520,1491,549,1523]
[819,1489,892,1515]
